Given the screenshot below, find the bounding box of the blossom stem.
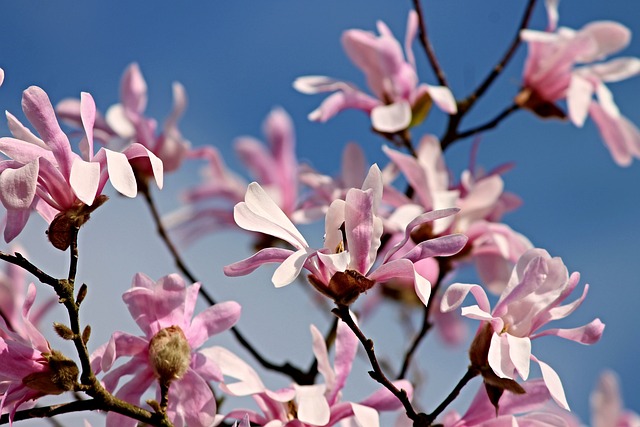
[442,103,520,151]
[412,0,449,88]
[425,366,480,424]
[139,182,315,385]
[332,305,421,422]
[68,226,79,283]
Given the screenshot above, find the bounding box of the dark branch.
[412,0,449,88]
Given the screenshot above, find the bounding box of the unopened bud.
[148,325,191,385]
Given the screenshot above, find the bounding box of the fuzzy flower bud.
[148,325,191,385]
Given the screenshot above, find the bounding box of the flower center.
[148,325,191,384]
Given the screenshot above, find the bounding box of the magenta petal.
[21,86,74,179]
[223,247,295,277]
[187,301,241,348]
[403,233,468,263]
[169,369,217,427]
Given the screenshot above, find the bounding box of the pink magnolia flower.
[441,379,567,427]
[383,136,532,293]
[57,62,190,174]
[224,165,467,306]
[441,248,605,410]
[0,86,162,247]
[294,11,456,133]
[209,319,412,426]
[0,283,78,421]
[0,247,56,342]
[165,107,304,246]
[90,273,241,427]
[518,18,640,165]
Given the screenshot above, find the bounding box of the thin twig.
[332,305,421,422]
[425,366,480,424]
[412,0,449,88]
[443,103,520,150]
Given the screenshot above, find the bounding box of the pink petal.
[488,333,514,379]
[169,369,217,427]
[104,149,137,197]
[534,356,569,410]
[5,112,47,148]
[202,346,266,396]
[329,320,358,405]
[187,301,241,348]
[272,247,315,287]
[532,318,604,344]
[69,159,100,205]
[120,63,148,115]
[423,84,458,114]
[122,143,164,189]
[507,334,532,380]
[294,384,331,425]
[440,283,492,314]
[80,92,97,160]
[350,403,380,427]
[21,86,74,179]
[371,101,412,133]
[223,247,295,277]
[589,101,640,166]
[345,187,377,273]
[358,379,413,411]
[310,325,335,390]
[0,160,39,210]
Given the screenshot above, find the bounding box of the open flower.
[90,273,241,427]
[441,248,605,410]
[224,165,467,306]
[57,62,190,174]
[0,86,162,248]
[209,318,412,426]
[0,283,78,421]
[517,18,640,165]
[294,11,456,133]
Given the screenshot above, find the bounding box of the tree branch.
[412,0,449,88]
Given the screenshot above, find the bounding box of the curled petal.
[532,318,605,344]
[223,247,295,277]
[441,283,492,314]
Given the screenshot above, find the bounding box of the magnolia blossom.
[518,18,640,165]
[209,319,412,426]
[90,273,241,427]
[224,165,467,306]
[0,283,78,421]
[165,107,305,246]
[294,11,456,133]
[383,136,532,293]
[57,62,190,174]
[441,248,605,410]
[0,86,162,247]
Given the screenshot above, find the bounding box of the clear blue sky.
[0,1,639,425]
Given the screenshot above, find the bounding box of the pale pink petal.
[488,333,514,379]
[371,101,412,133]
[329,319,358,404]
[579,21,631,62]
[69,159,100,205]
[5,112,47,148]
[3,207,31,243]
[460,305,497,322]
[191,350,223,382]
[235,137,276,186]
[103,148,137,197]
[589,101,640,166]
[423,84,458,114]
[534,356,569,410]
[169,369,217,427]
[120,63,148,115]
[341,142,368,188]
[545,0,559,30]
[440,283,492,314]
[507,334,532,380]
[532,318,604,344]
[350,402,380,427]
[591,370,623,427]
[307,90,380,122]
[272,247,315,287]
[202,346,266,396]
[0,161,39,210]
[310,325,335,390]
[187,301,241,348]
[345,187,377,273]
[80,92,97,160]
[234,182,308,249]
[369,259,431,305]
[403,233,468,263]
[122,143,164,189]
[589,57,640,82]
[404,11,418,70]
[294,384,330,426]
[105,104,135,138]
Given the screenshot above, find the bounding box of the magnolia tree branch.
[440,0,536,149]
[444,103,521,150]
[412,0,449,88]
[139,182,316,385]
[332,305,421,422]
[425,366,480,424]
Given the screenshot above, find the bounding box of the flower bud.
[22,350,78,395]
[148,325,191,385]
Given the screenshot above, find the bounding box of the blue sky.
[1,1,639,425]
